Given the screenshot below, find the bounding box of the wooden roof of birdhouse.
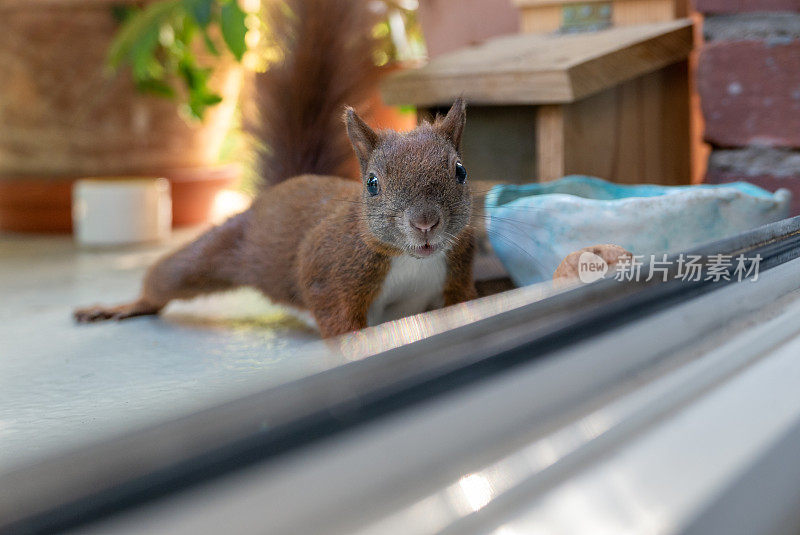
[381,19,693,107]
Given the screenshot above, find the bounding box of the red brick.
[694,0,800,13]
[705,171,800,215]
[698,40,800,148]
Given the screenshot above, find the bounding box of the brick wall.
[696,0,800,215]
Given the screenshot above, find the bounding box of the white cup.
[72,177,172,246]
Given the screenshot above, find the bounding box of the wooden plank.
[536,105,566,181]
[519,0,675,34]
[649,60,691,184]
[566,20,690,100]
[421,105,538,184]
[515,0,613,5]
[381,19,693,107]
[613,0,675,25]
[560,61,690,185]
[424,105,539,184]
[462,106,539,183]
[440,64,691,186]
[560,88,620,181]
[514,0,671,9]
[520,5,562,33]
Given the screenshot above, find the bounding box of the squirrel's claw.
[73,300,160,323]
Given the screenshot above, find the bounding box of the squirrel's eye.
[455,162,467,184]
[367,173,380,196]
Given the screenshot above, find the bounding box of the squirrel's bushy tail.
[249,0,379,188]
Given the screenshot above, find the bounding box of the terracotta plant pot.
[0,0,243,232]
[0,166,240,233]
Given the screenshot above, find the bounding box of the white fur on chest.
[367,253,448,326]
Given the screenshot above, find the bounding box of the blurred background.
[0,0,424,234]
[2,0,798,235]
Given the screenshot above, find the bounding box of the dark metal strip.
[4,216,800,534]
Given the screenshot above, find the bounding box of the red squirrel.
[74,0,477,338]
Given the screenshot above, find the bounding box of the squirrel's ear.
[345,107,378,173]
[435,97,467,151]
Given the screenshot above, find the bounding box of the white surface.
[72,178,171,246]
[485,313,800,535]
[0,228,560,474]
[0,231,326,472]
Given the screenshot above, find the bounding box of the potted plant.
[0,0,428,233]
[0,0,247,232]
[368,1,425,132]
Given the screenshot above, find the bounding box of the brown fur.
[247,0,378,186]
[443,229,479,306]
[74,0,477,338]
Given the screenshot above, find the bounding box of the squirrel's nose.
[411,217,440,233]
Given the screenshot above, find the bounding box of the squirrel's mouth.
[409,241,438,258]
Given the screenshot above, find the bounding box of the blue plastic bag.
[485,176,791,286]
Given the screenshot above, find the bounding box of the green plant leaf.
[198,92,223,105]
[111,5,138,23]
[131,25,163,80]
[173,13,197,47]
[220,1,247,61]
[137,78,177,98]
[107,0,235,120]
[202,28,220,56]
[183,0,213,27]
[178,59,212,91]
[187,90,222,119]
[107,0,181,69]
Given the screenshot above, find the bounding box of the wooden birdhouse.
[381,16,693,186]
[515,0,678,34]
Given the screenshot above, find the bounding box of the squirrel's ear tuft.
[435,97,467,151]
[344,107,378,174]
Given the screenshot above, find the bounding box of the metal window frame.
[3,216,800,534]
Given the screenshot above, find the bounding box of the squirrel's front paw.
[73,300,160,323]
[553,244,632,286]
